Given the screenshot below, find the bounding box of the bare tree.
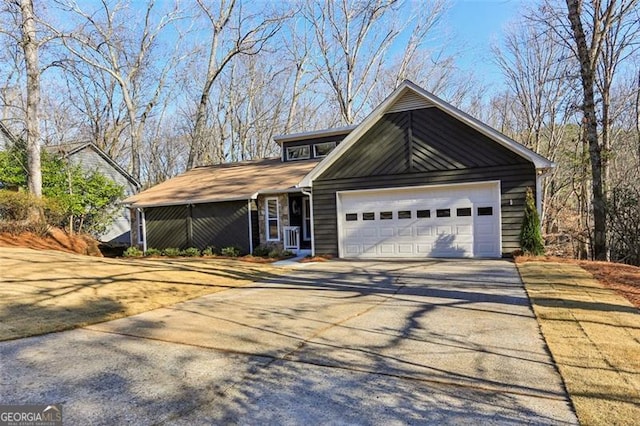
[564,0,638,260]
[187,0,286,168]
[305,0,398,124]
[493,19,580,231]
[17,0,42,198]
[52,0,183,182]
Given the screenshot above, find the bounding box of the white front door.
[337,182,501,258]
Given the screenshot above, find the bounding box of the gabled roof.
[299,80,554,187]
[44,142,140,189]
[123,158,320,208]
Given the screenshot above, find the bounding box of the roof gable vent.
[386,89,433,113]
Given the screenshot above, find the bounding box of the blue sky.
[445,0,524,91]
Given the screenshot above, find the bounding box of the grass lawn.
[0,247,282,341]
[517,261,640,426]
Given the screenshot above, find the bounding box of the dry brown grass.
[517,256,640,309]
[517,261,640,425]
[0,247,282,341]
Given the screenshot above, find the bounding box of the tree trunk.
[566,0,608,260]
[19,0,42,200]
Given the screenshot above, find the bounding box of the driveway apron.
[0,259,577,425]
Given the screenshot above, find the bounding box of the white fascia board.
[299,80,554,187]
[274,125,357,144]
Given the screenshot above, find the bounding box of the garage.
[336,181,501,258]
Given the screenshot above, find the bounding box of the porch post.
[302,188,315,256]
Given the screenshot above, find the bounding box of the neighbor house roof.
[123,157,321,208]
[299,80,555,187]
[44,142,140,189]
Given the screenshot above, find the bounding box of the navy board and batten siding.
[144,200,255,253]
[312,107,536,257]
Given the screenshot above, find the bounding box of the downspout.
[138,208,147,253]
[535,168,551,224]
[247,199,254,254]
[301,187,314,256]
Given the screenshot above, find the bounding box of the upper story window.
[314,141,337,157]
[286,145,310,161]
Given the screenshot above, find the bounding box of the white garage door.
[337,181,501,258]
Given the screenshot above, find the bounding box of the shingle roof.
[123,157,321,208]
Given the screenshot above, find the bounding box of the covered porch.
[256,191,312,256]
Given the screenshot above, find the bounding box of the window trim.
[265,197,280,241]
[286,145,310,161]
[313,141,337,158]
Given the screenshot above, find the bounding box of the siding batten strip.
[408,110,414,172]
[247,199,253,253]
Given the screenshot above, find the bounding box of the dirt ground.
[0,228,102,256]
[516,256,640,309]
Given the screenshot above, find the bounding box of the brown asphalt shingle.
[124,158,320,207]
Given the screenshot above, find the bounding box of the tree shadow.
[0,258,580,424]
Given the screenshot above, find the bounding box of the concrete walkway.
[0,260,577,424]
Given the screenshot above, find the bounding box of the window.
[478,207,493,216]
[314,141,337,157]
[380,211,393,220]
[137,209,145,244]
[457,208,472,217]
[266,198,279,241]
[345,213,358,221]
[417,209,431,218]
[436,209,451,218]
[363,212,375,220]
[286,145,310,161]
[398,210,412,219]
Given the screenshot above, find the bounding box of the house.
[124,81,553,258]
[45,142,140,244]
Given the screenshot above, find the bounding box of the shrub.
[221,246,240,257]
[162,247,181,257]
[0,190,65,235]
[252,245,270,257]
[202,246,216,256]
[519,187,545,256]
[0,146,124,237]
[124,246,144,257]
[144,248,161,257]
[181,247,201,257]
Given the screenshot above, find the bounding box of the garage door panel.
[338,182,501,259]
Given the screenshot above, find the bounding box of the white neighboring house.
[44,142,140,244]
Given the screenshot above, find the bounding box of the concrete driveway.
[0,259,577,425]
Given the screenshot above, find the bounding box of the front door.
[288,195,311,249]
